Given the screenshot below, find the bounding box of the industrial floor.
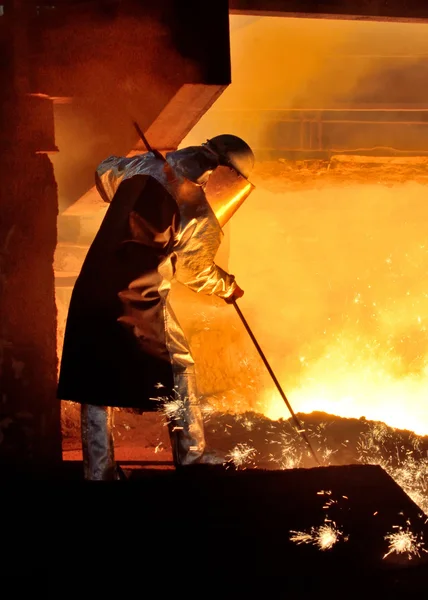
[3,458,428,592]
[2,410,427,590]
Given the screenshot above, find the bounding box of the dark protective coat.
[57,151,237,410]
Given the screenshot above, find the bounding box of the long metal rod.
[233,300,320,466]
[132,121,154,153]
[132,121,166,162]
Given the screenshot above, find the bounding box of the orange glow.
[56,15,428,440]
[227,178,428,436]
[179,16,428,436]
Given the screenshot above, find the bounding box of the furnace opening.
[180,15,428,436]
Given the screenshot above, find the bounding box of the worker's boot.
[167,373,227,467]
[81,404,124,480]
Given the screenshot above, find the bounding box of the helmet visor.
[204,166,255,228]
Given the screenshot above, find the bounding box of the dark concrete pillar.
[0,151,61,470]
[0,3,61,471]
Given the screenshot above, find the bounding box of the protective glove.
[224,284,244,304]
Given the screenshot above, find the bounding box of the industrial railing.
[210,106,428,157]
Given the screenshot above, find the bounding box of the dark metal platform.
[2,463,427,589]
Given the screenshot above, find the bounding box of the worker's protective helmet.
[204,134,255,179]
[202,134,256,227]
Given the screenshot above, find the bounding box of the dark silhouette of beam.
[229,0,428,22]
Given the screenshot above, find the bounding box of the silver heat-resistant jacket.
[57,149,238,410]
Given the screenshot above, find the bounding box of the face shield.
[203,165,255,228]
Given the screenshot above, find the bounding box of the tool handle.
[232,300,320,466]
[132,121,165,161]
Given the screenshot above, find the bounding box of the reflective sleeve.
[173,219,237,299]
[96,155,145,203]
[177,262,238,299]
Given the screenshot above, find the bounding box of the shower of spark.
[322,447,337,463]
[383,525,427,560]
[226,442,257,468]
[307,421,337,466]
[233,413,255,431]
[357,424,428,514]
[151,387,190,423]
[151,382,213,425]
[290,522,346,551]
[290,490,349,550]
[272,451,302,470]
[316,524,344,550]
[159,398,187,422]
[269,430,305,469]
[242,417,255,431]
[267,421,336,470]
